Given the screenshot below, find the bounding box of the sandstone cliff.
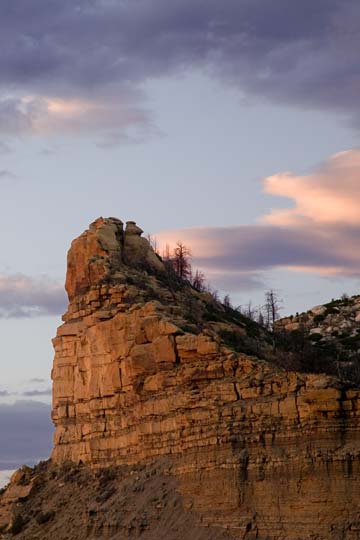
[2,217,360,540]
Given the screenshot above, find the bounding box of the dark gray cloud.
[162,223,360,293]
[0,0,342,90]
[0,273,67,318]
[0,400,53,469]
[0,0,359,138]
[192,224,359,273]
[194,225,360,274]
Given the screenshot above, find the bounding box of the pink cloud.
[263,150,360,226]
[0,92,156,146]
[155,149,360,290]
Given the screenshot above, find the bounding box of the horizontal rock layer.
[50,218,360,540]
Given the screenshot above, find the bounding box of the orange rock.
[48,218,360,539]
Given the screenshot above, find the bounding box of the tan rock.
[310,305,327,316]
[46,218,360,539]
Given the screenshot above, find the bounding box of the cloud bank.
[157,149,360,291]
[0,379,52,400]
[1,0,360,140]
[0,273,66,318]
[21,388,52,397]
[0,401,53,469]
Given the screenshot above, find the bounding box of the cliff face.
[2,217,360,540]
[50,218,360,539]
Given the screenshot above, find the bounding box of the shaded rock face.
[6,217,360,539]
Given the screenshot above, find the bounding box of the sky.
[2,0,360,473]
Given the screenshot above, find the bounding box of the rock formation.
[276,294,360,380]
[2,217,360,540]
[277,295,360,349]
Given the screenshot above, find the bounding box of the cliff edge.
[1,217,360,540]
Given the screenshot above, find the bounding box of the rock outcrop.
[276,295,360,380]
[277,295,360,350]
[2,217,360,540]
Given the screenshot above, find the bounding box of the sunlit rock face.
[65,217,164,301]
[50,218,360,539]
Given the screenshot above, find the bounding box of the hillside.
[276,294,360,381]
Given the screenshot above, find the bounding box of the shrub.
[218,330,244,352]
[10,514,25,534]
[36,510,55,525]
[309,333,323,342]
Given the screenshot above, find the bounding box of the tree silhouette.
[264,290,282,330]
[172,241,192,279]
[192,269,206,292]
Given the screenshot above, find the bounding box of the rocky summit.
[2,217,360,540]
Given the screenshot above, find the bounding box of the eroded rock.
[3,217,360,540]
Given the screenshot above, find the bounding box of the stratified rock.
[2,217,360,540]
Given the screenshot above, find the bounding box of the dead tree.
[192,269,206,292]
[146,234,159,254]
[172,242,192,280]
[264,290,282,330]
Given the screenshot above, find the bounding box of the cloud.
[21,388,52,397]
[0,273,67,318]
[0,94,155,145]
[0,380,51,399]
[263,150,360,227]
[0,141,12,154]
[156,149,360,291]
[0,169,16,181]
[0,401,53,469]
[0,0,359,140]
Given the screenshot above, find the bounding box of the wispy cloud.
[0,273,66,318]
[21,388,52,397]
[0,94,155,146]
[0,380,51,400]
[157,149,360,291]
[0,1,360,141]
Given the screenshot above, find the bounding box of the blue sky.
[2,0,360,470]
